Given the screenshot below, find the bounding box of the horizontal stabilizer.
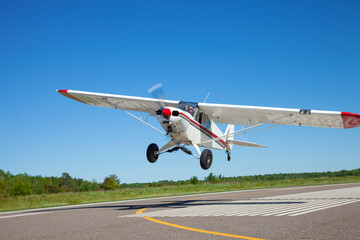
[227,139,267,148]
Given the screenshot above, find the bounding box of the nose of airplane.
[162,108,171,119]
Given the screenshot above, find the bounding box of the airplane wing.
[198,102,360,129]
[57,90,179,115]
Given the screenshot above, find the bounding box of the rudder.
[225,124,234,151]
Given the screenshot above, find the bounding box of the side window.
[201,115,207,127]
[201,114,211,129]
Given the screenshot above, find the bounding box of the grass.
[1,175,359,212]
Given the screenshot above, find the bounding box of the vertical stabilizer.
[225,124,235,151]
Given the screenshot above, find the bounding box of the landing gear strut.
[147,143,214,170]
[226,151,231,161]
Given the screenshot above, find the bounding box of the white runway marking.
[0,212,51,219]
[124,186,360,217]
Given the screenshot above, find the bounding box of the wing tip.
[57,89,68,93]
[56,89,85,104]
[341,112,360,129]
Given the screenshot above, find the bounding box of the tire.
[200,149,213,170]
[147,143,159,163]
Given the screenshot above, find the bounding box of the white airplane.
[57,87,360,170]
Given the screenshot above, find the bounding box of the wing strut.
[123,110,167,136]
[102,98,168,136]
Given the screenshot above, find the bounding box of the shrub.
[102,177,120,190]
[0,179,8,197]
[205,173,218,183]
[79,181,92,192]
[12,181,32,196]
[108,174,120,185]
[190,176,199,185]
[43,177,59,194]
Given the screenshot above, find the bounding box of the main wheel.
[200,149,213,170]
[147,143,159,163]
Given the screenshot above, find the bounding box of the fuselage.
[156,107,227,150]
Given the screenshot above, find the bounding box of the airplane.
[57,87,360,170]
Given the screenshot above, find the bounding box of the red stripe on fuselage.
[179,112,226,148]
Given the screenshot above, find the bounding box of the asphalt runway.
[1,183,359,240]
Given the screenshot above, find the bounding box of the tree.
[12,181,32,196]
[205,172,217,183]
[0,169,5,180]
[190,176,199,185]
[91,179,100,191]
[102,177,120,190]
[0,179,8,197]
[79,181,92,192]
[59,172,79,192]
[43,177,59,194]
[108,174,120,185]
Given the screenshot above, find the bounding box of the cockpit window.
[177,101,198,116]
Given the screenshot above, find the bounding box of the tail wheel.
[200,149,213,170]
[147,143,159,163]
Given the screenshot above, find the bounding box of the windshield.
[177,101,198,116]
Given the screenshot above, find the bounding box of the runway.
[1,183,359,240]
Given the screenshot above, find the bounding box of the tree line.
[0,170,121,197]
[0,168,359,197]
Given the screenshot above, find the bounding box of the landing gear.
[146,143,159,163]
[147,143,214,170]
[226,151,231,161]
[200,149,213,170]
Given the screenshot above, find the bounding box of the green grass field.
[1,175,359,212]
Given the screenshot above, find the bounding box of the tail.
[225,124,234,151]
[224,124,267,149]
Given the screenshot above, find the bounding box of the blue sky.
[1,0,359,183]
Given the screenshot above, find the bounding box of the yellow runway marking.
[136,190,271,240]
[136,186,325,239]
[143,216,265,240]
[136,208,148,214]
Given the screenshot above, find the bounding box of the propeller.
[148,83,171,139]
[148,83,165,108]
